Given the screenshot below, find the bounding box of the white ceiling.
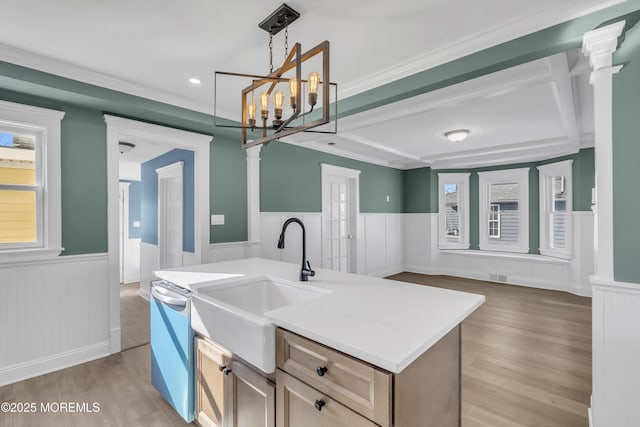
[287,49,595,168]
[0,0,618,169]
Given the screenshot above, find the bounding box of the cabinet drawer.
[276,329,391,426]
[276,370,377,427]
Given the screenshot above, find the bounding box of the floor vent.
[489,273,508,283]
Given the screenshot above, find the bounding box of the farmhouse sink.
[191,276,329,373]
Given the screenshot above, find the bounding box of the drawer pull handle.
[314,399,326,411]
[316,366,328,376]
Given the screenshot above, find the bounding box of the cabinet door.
[276,370,377,427]
[196,337,233,427]
[232,361,275,427]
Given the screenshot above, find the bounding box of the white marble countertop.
[155,258,484,373]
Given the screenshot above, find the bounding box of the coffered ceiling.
[0,0,622,168]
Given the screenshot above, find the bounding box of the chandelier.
[213,3,337,149]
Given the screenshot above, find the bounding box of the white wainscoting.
[404,212,594,296]
[259,212,404,278]
[0,253,111,387]
[139,242,158,300]
[591,279,640,427]
[208,241,262,263]
[362,213,405,277]
[122,237,140,284]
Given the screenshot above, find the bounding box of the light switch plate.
[132,221,140,228]
[211,214,225,225]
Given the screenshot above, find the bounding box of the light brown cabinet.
[195,336,275,427]
[276,326,461,427]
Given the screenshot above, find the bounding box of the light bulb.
[247,102,256,127]
[289,78,298,110]
[308,72,320,106]
[308,72,320,94]
[260,93,269,120]
[273,90,284,122]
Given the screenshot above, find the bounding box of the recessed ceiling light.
[189,78,201,85]
[444,129,470,142]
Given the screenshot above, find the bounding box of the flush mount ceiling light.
[213,3,337,149]
[119,141,135,154]
[189,78,201,85]
[444,129,470,142]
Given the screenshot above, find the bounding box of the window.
[0,101,64,261]
[478,168,529,253]
[0,132,39,246]
[538,160,573,259]
[438,173,470,249]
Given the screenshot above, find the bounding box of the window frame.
[537,160,573,259]
[478,167,530,254]
[438,172,470,250]
[0,100,64,262]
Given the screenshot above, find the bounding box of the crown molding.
[339,0,625,99]
[0,42,212,114]
[280,137,394,168]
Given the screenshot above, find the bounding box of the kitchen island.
[155,258,485,426]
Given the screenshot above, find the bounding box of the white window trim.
[478,167,529,254]
[537,160,573,260]
[0,100,64,263]
[438,172,470,250]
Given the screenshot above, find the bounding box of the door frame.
[157,161,184,269]
[105,115,211,354]
[321,163,361,273]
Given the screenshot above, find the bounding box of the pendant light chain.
[269,34,274,74]
[284,15,289,60]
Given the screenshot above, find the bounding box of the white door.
[322,164,360,273]
[157,162,184,269]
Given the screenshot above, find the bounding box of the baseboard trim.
[110,327,121,354]
[402,266,591,297]
[0,341,110,387]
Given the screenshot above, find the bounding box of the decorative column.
[246,145,262,257]
[582,21,625,282]
[583,20,627,427]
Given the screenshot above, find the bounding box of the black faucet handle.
[306,261,315,276]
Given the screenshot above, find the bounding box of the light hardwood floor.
[388,273,592,427]
[120,282,150,351]
[0,274,590,426]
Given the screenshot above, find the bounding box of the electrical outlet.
[386,195,390,202]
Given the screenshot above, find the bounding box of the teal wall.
[260,142,403,213]
[60,107,108,255]
[403,168,431,213]
[211,135,248,243]
[613,19,640,283]
[402,149,595,253]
